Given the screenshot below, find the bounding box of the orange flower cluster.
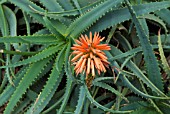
[71,32,111,77]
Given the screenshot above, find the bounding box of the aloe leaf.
[139,19,149,36]
[0,66,28,106]
[93,82,127,101]
[48,19,67,35]
[140,14,168,34]
[131,107,159,114]
[77,0,99,7]
[84,84,132,113]
[0,4,13,85]
[56,44,67,72]
[125,0,163,92]
[159,102,170,114]
[150,34,170,45]
[89,1,170,33]
[93,77,114,82]
[115,32,132,51]
[107,45,167,97]
[9,0,45,25]
[26,64,63,114]
[0,49,37,56]
[42,96,64,114]
[0,0,7,4]
[158,30,170,77]
[65,0,124,38]
[121,101,148,111]
[0,4,8,36]
[57,0,74,11]
[64,41,73,79]
[72,0,82,14]
[44,0,103,18]
[120,74,168,99]
[3,5,16,36]
[145,91,164,114]
[74,86,86,114]
[39,0,64,12]
[13,90,38,114]
[57,74,73,114]
[3,57,51,114]
[23,11,30,35]
[155,9,170,28]
[108,44,170,62]
[0,43,64,69]
[0,35,59,44]
[10,0,44,13]
[12,97,31,114]
[43,17,65,38]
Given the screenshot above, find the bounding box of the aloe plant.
[0,0,170,114]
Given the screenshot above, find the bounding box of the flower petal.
[71,52,83,62]
[86,58,91,75]
[91,59,95,76]
[79,58,87,73]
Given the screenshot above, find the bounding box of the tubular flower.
[71,32,111,77]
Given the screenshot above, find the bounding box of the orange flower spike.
[79,58,87,73]
[71,47,87,52]
[89,32,93,43]
[90,52,93,59]
[93,40,100,47]
[91,59,95,76]
[100,37,105,42]
[100,61,106,72]
[77,38,88,49]
[96,52,107,60]
[92,32,97,44]
[95,44,111,50]
[73,44,82,48]
[71,52,83,62]
[74,57,83,70]
[97,59,104,71]
[85,35,90,44]
[93,56,100,69]
[101,59,110,64]
[75,67,80,75]
[83,53,89,58]
[72,50,81,55]
[71,46,80,50]
[80,35,88,46]
[86,58,91,75]
[75,39,82,45]
[73,44,88,50]
[71,32,110,77]
[91,47,96,54]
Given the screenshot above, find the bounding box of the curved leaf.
[89,1,170,33]
[0,43,64,69]
[65,0,124,38]
[4,57,51,114]
[84,84,132,113]
[26,64,63,114]
[74,86,86,114]
[125,0,163,92]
